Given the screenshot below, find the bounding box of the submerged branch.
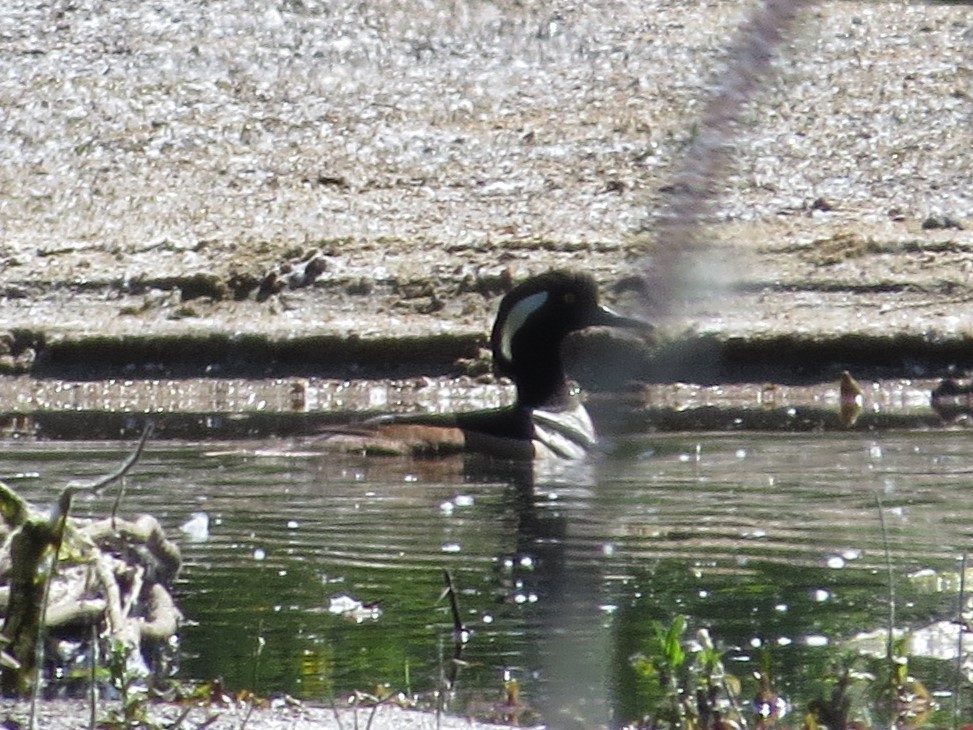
[0,422,180,701]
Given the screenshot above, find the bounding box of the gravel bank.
[0,0,971,380]
[1,698,519,730]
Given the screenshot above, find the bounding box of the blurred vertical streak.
[522,0,811,724]
[638,0,807,320]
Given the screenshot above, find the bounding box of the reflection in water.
[491,457,612,727]
[1,433,972,726]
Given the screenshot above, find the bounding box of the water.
[2,431,972,727]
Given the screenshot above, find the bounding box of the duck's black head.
[489,270,646,408]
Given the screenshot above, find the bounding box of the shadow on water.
[2,431,973,726]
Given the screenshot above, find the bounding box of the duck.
[838,370,864,427]
[930,377,973,422]
[317,269,649,460]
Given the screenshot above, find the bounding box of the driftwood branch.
[0,422,181,700]
[53,422,155,526]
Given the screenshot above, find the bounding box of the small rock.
[456,348,493,377]
[255,272,282,302]
[395,278,435,299]
[169,305,200,319]
[457,267,512,296]
[14,347,36,371]
[177,272,226,301]
[413,294,445,314]
[226,271,261,300]
[345,277,374,295]
[257,250,329,301]
[309,173,348,188]
[808,197,835,212]
[921,214,964,231]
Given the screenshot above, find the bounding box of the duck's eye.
[563,292,575,304]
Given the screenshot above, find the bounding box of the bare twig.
[109,474,127,532]
[89,623,97,730]
[240,632,266,730]
[441,570,464,641]
[57,422,154,519]
[437,570,468,724]
[364,692,396,730]
[239,701,256,730]
[25,423,154,730]
[326,693,346,730]
[954,552,967,730]
[166,705,195,729]
[875,492,896,660]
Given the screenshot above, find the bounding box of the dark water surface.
[2,431,972,726]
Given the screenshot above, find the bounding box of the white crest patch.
[499,291,548,362]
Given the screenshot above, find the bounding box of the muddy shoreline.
[2,0,972,390]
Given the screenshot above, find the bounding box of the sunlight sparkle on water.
[180,512,210,542]
[8,432,973,720]
[441,495,475,514]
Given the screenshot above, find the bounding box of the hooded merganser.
[320,269,648,460]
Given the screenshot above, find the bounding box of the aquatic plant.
[630,615,754,730]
